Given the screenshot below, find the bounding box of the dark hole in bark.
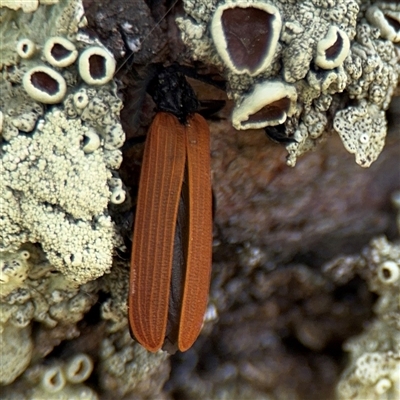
[385,14,400,31]
[31,71,59,95]
[51,43,71,60]
[221,7,275,73]
[247,97,290,124]
[325,32,343,61]
[89,54,106,79]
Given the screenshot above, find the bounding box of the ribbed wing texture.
[129,112,186,352]
[178,113,212,351]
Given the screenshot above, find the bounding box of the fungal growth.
[16,38,36,59]
[211,2,282,76]
[79,47,116,85]
[315,26,350,69]
[366,5,400,42]
[377,261,399,285]
[64,353,94,383]
[232,81,297,130]
[23,66,67,104]
[110,188,126,205]
[42,366,66,393]
[73,89,89,109]
[43,37,78,67]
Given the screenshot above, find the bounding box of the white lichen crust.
[5,353,98,399]
[366,4,400,43]
[336,236,400,399]
[178,0,400,167]
[334,101,387,167]
[0,325,33,385]
[325,197,400,400]
[0,245,100,386]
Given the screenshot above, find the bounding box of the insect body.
[129,65,212,352]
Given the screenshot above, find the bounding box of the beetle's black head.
[147,64,200,124]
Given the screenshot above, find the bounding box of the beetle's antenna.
[114,0,180,76]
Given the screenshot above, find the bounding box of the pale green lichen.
[0,0,126,390]
[0,324,33,385]
[64,87,125,151]
[0,110,115,281]
[2,110,110,220]
[0,0,126,280]
[0,245,99,387]
[0,83,44,141]
[0,0,82,70]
